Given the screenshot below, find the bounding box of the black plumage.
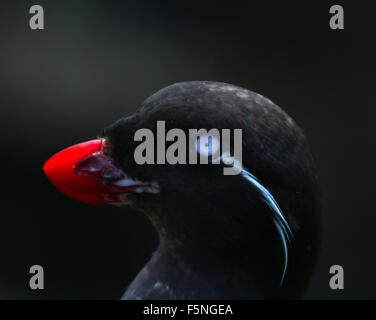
[102,81,321,299]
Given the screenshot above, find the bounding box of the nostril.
[75,154,105,175]
[75,153,126,183]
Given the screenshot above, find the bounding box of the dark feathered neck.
[121,238,285,300]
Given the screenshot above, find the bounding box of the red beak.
[44,139,160,204]
[43,139,123,204]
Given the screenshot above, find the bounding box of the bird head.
[43,81,321,296]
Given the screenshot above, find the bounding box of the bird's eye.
[195,134,220,159]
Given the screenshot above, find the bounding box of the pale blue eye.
[196,135,220,158]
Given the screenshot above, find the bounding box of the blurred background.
[0,0,374,299]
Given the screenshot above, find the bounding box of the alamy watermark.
[329,5,344,30]
[329,265,344,290]
[29,265,44,290]
[133,121,242,175]
[29,5,44,30]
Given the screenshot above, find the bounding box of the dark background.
[0,1,374,299]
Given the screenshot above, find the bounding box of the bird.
[43,81,322,299]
